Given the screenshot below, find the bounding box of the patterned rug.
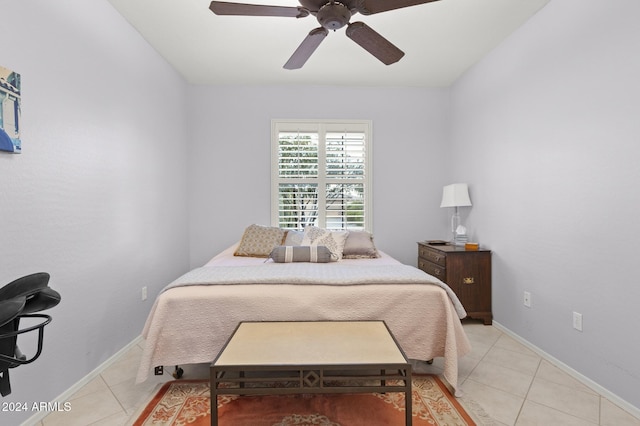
[132,376,492,426]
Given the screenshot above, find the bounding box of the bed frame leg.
[173,365,184,379]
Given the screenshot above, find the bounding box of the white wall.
[0,1,189,423]
[186,85,451,268]
[6,0,638,421]
[451,0,640,410]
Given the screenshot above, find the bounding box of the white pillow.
[301,226,349,261]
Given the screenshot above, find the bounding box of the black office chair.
[0,272,61,396]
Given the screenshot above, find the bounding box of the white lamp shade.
[440,183,472,208]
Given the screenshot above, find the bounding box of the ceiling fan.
[209,0,441,69]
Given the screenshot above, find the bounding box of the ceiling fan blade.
[357,0,440,15]
[346,22,404,65]
[210,1,309,18]
[283,27,329,70]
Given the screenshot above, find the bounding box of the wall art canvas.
[0,65,21,153]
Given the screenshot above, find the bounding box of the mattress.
[136,244,471,393]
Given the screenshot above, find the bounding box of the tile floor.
[35,321,640,426]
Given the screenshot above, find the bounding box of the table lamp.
[440,183,472,245]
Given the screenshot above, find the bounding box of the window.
[271,120,372,231]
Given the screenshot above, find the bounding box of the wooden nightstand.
[417,242,492,325]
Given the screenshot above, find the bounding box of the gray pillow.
[268,245,332,263]
[342,231,380,259]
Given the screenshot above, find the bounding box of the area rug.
[132,375,493,426]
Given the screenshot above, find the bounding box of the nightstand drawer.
[418,241,493,325]
[419,259,446,280]
[418,245,446,267]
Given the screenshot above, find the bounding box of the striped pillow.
[268,246,332,263]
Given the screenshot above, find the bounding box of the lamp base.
[454,233,468,246]
[450,209,460,246]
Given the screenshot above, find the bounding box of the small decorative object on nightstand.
[418,241,492,325]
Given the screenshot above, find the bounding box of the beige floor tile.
[68,375,110,401]
[600,398,640,426]
[461,377,524,426]
[463,321,503,342]
[516,400,598,426]
[101,350,144,388]
[108,375,166,412]
[535,360,598,395]
[42,387,123,426]
[124,343,143,358]
[89,410,130,426]
[464,323,501,350]
[493,334,538,358]
[527,376,600,424]
[483,345,541,377]
[457,350,483,382]
[468,358,535,397]
[465,332,498,359]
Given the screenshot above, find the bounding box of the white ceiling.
[107,0,550,87]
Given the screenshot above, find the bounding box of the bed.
[136,226,472,394]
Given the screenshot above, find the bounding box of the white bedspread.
[161,263,467,320]
[136,246,472,394]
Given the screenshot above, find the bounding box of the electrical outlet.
[141,286,148,301]
[573,312,583,331]
[523,291,531,308]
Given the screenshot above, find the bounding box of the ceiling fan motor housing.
[317,2,352,30]
[209,0,423,69]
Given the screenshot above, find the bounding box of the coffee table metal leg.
[210,372,218,426]
[405,370,412,426]
[211,394,217,426]
[405,389,412,425]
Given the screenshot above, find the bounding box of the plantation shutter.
[272,120,372,231]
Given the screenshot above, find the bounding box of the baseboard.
[20,336,143,426]
[493,321,640,420]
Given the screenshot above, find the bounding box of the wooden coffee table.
[210,320,412,426]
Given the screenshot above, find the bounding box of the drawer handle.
[429,254,442,262]
[434,268,441,276]
[463,277,475,284]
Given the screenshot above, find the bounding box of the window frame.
[270,119,373,232]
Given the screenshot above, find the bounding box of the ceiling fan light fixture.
[317,2,352,30]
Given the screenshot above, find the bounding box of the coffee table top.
[213,321,408,367]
